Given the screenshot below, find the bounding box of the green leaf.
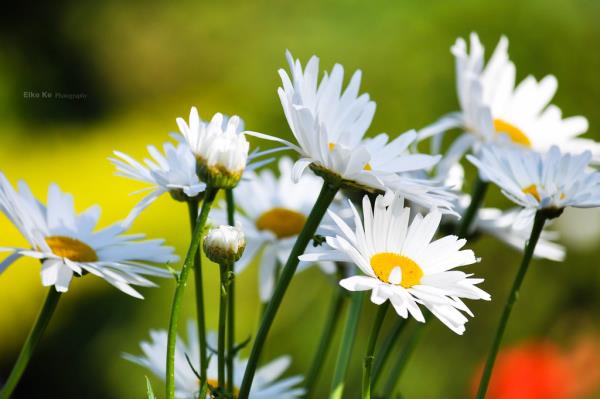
[145,376,156,399]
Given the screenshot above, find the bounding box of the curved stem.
[218,263,229,390]
[475,211,547,399]
[362,302,389,399]
[166,187,218,398]
[457,174,488,238]
[381,321,425,398]
[329,291,364,399]
[0,289,61,399]
[187,199,208,384]
[371,317,408,389]
[304,274,346,397]
[225,189,236,392]
[238,181,340,399]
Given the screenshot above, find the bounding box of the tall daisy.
[0,174,177,298]
[420,32,599,175]
[248,51,456,212]
[467,145,600,220]
[110,141,206,217]
[301,194,490,334]
[124,322,304,399]
[210,156,335,302]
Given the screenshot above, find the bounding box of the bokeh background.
[2,1,600,398]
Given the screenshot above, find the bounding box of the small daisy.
[420,32,599,175]
[248,51,455,211]
[0,174,177,298]
[124,322,304,399]
[110,141,206,216]
[210,157,335,302]
[467,145,600,220]
[203,224,246,265]
[301,194,490,334]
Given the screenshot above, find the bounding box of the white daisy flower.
[301,194,490,334]
[203,224,246,265]
[420,32,599,175]
[110,141,206,217]
[124,322,304,399]
[176,107,250,188]
[467,145,600,220]
[247,51,456,212]
[210,157,336,302]
[0,174,177,298]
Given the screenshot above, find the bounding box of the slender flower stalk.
[457,174,488,238]
[218,262,229,390]
[166,186,218,399]
[0,289,61,399]
[475,211,547,399]
[304,269,347,398]
[381,321,425,398]
[225,188,236,393]
[238,180,341,399]
[371,317,408,388]
[330,292,364,399]
[187,199,209,384]
[362,302,390,399]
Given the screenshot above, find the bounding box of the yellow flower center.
[522,184,541,202]
[44,236,98,262]
[206,379,239,397]
[370,252,423,288]
[493,119,531,147]
[328,142,372,170]
[328,142,336,151]
[256,207,307,239]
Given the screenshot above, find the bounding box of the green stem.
[329,291,364,399]
[187,199,208,384]
[218,263,229,390]
[475,211,547,399]
[457,174,488,238]
[362,302,389,399]
[0,289,61,399]
[238,180,340,399]
[225,189,235,392]
[166,187,218,399]
[304,276,347,397]
[381,321,425,398]
[371,317,408,389]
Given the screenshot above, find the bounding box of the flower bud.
[203,224,246,264]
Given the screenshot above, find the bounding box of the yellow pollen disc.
[256,207,307,239]
[45,236,98,262]
[328,142,336,151]
[370,252,423,288]
[522,184,541,202]
[493,118,532,147]
[206,378,240,397]
[364,163,372,171]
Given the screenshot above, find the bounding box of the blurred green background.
[1,0,600,398]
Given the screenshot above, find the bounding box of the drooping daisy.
[210,156,336,302]
[0,174,177,298]
[301,194,490,334]
[124,322,304,399]
[420,32,599,175]
[110,141,206,216]
[248,51,457,212]
[467,145,600,220]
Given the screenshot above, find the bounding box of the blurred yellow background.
[1,1,600,398]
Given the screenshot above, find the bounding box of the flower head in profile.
[247,51,456,212]
[110,141,206,214]
[420,32,599,176]
[177,107,250,189]
[124,321,304,398]
[203,224,246,265]
[301,194,490,334]
[0,174,177,298]
[468,145,600,219]
[210,157,336,302]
